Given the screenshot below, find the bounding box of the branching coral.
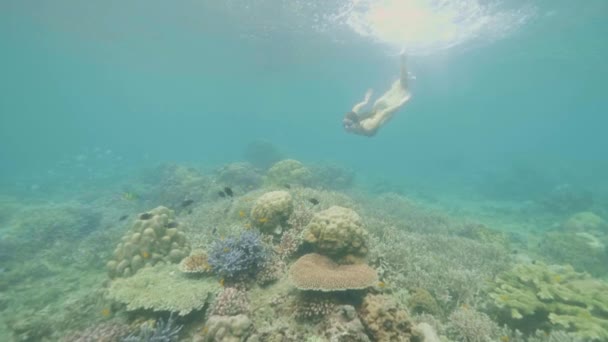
[208,287,249,316]
[208,231,269,279]
[489,262,608,340]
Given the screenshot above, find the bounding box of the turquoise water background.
[1,0,607,197]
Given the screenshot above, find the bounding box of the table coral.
[106,206,190,278]
[289,253,377,291]
[489,262,608,340]
[107,264,220,316]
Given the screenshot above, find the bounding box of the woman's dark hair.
[345,111,360,122]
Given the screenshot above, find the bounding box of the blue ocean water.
[1,1,608,341]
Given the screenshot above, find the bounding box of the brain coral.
[490,262,608,340]
[107,264,220,316]
[250,191,293,234]
[265,159,312,186]
[289,253,378,291]
[202,314,252,342]
[106,206,190,278]
[303,206,368,258]
[359,294,418,342]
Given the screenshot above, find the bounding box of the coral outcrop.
[322,305,370,341]
[265,159,312,186]
[200,314,252,342]
[106,206,190,278]
[250,191,293,234]
[303,206,369,259]
[107,264,220,316]
[216,162,263,190]
[561,211,607,233]
[489,262,608,340]
[359,294,419,342]
[289,253,378,291]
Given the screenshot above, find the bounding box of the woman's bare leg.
[399,53,408,89]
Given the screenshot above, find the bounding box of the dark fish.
[118,215,128,221]
[224,187,234,197]
[218,191,226,198]
[139,213,153,220]
[284,184,291,189]
[212,227,217,235]
[167,221,179,228]
[181,199,194,207]
[308,198,319,205]
[187,209,193,215]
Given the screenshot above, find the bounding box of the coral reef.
[309,163,355,190]
[208,231,269,279]
[303,206,369,259]
[209,287,250,316]
[321,305,370,341]
[445,306,503,342]
[256,257,285,286]
[62,321,131,342]
[359,294,419,342]
[294,296,336,321]
[539,184,594,214]
[373,229,509,310]
[289,253,378,291]
[106,206,190,278]
[179,249,212,274]
[243,140,285,170]
[489,262,608,340]
[250,191,294,234]
[122,313,182,342]
[200,314,252,342]
[561,211,607,233]
[265,159,313,186]
[107,264,220,315]
[216,162,263,190]
[538,231,608,277]
[407,288,442,317]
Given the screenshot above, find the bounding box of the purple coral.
[208,231,269,279]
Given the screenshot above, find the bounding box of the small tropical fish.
[139,213,153,220]
[201,326,209,334]
[167,221,179,228]
[118,215,128,221]
[141,251,150,259]
[500,336,510,342]
[101,307,111,317]
[223,187,234,197]
[244,223,252,229]
[258,217,269,224]
[223,247,230,253]
[377,281,386,288]
[239,210,246,218]
[181,199,194,207]
[308,198,319,205]
[218,191,226,198]
[284,184,291,189]
[121,192,139,201]
[212,227,217,235]
[219,278,225,287]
